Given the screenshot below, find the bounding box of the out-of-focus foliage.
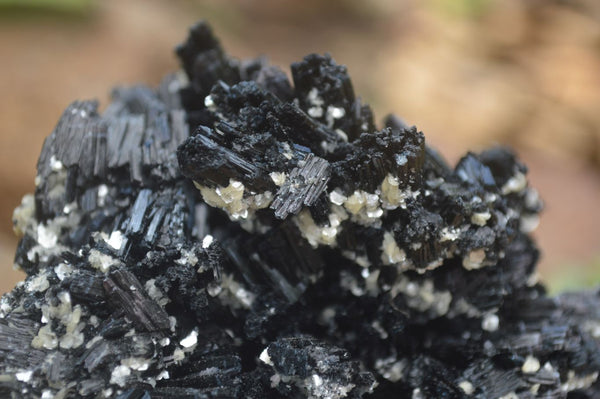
[548,257,600,295]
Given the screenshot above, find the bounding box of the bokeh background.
[1,0,599,294]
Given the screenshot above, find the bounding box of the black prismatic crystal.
[1,21,599,398]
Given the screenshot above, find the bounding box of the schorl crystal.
[2,20,599,399]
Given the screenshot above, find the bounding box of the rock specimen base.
[1,21,599,398]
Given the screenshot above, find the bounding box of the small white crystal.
[259,348,273,366]
[207,282,223,296]
[110,365,131,387]
[204,95,215,109]
[202,234,214,249]
[26,273,49,293]
[366,207,383,218]
[458,380,474,395]
[15,370,33,382]
[463,249,486,270]
[335,129,348,141]
[122,357,150,371]
[520,214,540,233]
[32,325,58,349]
[97,184,109,206]
[88,249,119,273]
[412,388,424,399]
[522,355,541,373]
[12,194,35,236]
[172,348,185,362]
[395,154,408,166]
[326,105,345,127]
[106,230,123,250]
[49,155,64,172]
[0,298,11,318]
[235,287,255,308]
[145,279,169,307]
[482,313,499,332]
[502,171,527,194]
[381,231,406,265]
[329,190,347,206]
[471,211,491,226]
[37,224,57,249]
[54,263,73,281]
[156,370,170,380]
[328,106,345,119]
[312,374,323,387]
[439,227,460,242]
[307,87,324,107]
[269,172,287,186]
[561,370,599,392]
[308,106,324,118]
[180,329,198,348]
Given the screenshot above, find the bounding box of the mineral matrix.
[1,21,599,398]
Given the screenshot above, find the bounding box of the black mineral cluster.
[2,21,599,398]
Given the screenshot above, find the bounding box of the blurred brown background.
[1,0,599,294]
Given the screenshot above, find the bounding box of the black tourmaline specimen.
[2,21,599,398]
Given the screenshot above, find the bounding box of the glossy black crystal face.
[2,21,599,398]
